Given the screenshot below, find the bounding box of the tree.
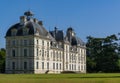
[86,34,119,73]
[0,48,5,73]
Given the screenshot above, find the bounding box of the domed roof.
[6,11,48,37]
[71,36,85,46]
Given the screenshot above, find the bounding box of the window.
[37,49,38,56]
[24,49,27,57]
[36,62,39,69]
[56,63,58,70]
[24,62,27,70]
[47,42,49,47]
[37,40,38,44]
[12,62,15,70]
[42,40,44,46]
[12,49,15,57]
[60,63,61,70]
[53,63,55,69]
[81,65,83,70]
[47,62,49,70]
[12,40,15,46]
[42,50,44,57]
[24,40,27,46]
[66,64,68,70]
[11,29,17,36]
[69,64,71,70]
[84,65,86,71]
[72,64,73,70]
[47,51,49,58]
[74,65,76,70]
[23,28,28,35]
[42,62,44,69]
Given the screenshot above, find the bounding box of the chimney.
[20,16,27,25]
[38,21,43,26]
[33,18,38,23]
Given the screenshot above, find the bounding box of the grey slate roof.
[50,30,64,41]
[6,16,48,37]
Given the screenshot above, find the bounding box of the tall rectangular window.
[53,63,55,69]
[56,63,58,70]
[24,40,27,46]
[47,51,49,58]
[42,62,44,69]
[60,63,61,70]
[12,62,15,70]
[47,62,49,70]
[12,40,15,46]
[42,50,44,57]
[36,62,39,69]
[24,49,27,57]
[12,49,15,57]
[24,62,27,70]
[37,49,38,56]
[37,40,38,44]
[42,40,44,46]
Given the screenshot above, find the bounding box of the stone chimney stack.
[20,16,27,25]
[38,21,43,26]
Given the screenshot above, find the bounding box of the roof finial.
[24,11,34,17]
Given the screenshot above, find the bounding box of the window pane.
[36,62,39,69]
[42,62,44,69]
[24,49,27,56]
[12,50,15,57]
[12,62,15,70]
[24,62,27,69]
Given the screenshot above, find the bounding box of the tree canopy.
[86,34,120,73]
[0,48,5,73]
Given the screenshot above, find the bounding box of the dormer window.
[23,27,29,35]
[35,30,39,35]
[11,29,17,36]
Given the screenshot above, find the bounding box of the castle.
[5,11,86,74]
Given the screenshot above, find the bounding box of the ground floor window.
[42,62,44,69]
[47,62,49,70]
[12,62,15,70]
[53,63,55,69]
[36,62,39,69]
[24,62,27,70]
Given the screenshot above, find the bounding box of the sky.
[1,0,120,48]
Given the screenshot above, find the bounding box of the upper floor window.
[12,49,15,57]
[24,49,27,57]
[12,40,15,46]
[11,29,17,36]
[24,40,27,46]
[37,49,38,56]
[42,50,44,57]
[23,27,29,35]
[47,42,49,47]
[42,40,44,46]
[47,51,49,58]
[37,40,39,44]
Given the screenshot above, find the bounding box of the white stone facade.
[5,11,86,74]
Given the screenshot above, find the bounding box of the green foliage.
[86,34,120,73]
[0,48,5,73]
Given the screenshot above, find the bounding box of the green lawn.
[0,73,120,83]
